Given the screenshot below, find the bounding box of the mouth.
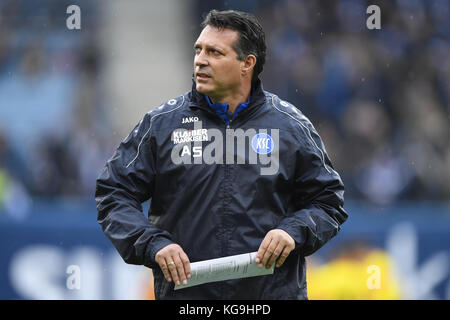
[196,73,211,81]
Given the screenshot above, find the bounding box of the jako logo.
[252,133,274,155]
[182,117,199,124]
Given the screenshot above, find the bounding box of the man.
[95,9,348,299]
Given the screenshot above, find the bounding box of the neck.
[209,81,252,113]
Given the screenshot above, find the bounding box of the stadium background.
[0,0,449,299]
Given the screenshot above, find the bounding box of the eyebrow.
[194,43,225,53]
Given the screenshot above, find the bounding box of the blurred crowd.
[0,0,115,218]
[1,0,449,217]
[251,0,450,204]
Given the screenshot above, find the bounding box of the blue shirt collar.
[205,94,251,126]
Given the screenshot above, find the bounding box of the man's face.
[193,25,243,100]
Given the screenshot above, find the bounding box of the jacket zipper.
[201,107,232,129]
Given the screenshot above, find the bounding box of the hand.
[255,229,295,269]
[155,244,191,285]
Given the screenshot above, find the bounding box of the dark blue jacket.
[95,80,348,299]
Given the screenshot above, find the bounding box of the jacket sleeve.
[95,113,174,269]
[277,116,348,257]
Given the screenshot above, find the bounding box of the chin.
[195,82,213,95]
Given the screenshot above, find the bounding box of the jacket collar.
[189,77,267,119]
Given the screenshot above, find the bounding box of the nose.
[194,49,208,68]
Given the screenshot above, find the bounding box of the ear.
[241,54,257,77]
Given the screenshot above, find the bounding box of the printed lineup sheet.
[174,251,274,290]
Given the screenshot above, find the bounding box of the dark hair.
[201,9,266,82]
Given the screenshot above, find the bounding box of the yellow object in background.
[307,246,403,300]
[0,169,10,206]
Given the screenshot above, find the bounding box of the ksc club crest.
[251,133,274,155]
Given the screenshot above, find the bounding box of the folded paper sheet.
[174,251,274,290]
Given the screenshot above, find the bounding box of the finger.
[179,251,191,279]
[256,235,273,267]
[276,245,291,268]
[261,237,279,268]
[266,241,285,269]
[173,254,188,285]
[166,256,180,285]
[159,257,172,282]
